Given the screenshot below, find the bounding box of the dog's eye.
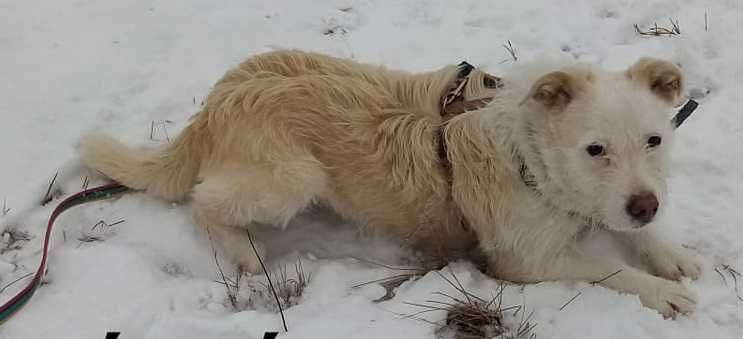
[585,144,605,157]
[647,136,662,148]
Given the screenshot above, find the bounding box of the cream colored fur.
[78,50,700,318]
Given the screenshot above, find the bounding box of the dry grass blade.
[90,219,125,231]
[558,291,582,311]
[717,264,743,303]
[513,308,537,339]
[206,227,240,309]
[435,270,487,305]
[503,40,518,61]
[41,172,59,206]
[715,266,728,285]
[352,257,425,272]
[352,255,448,303]
[76,219,124,247]
[670,18,681,34]
[81,175,90,191]
[77,235,104,243]
[352,273,418,288]
[590,269,622,285]
[0,272,34,294]
[245,228,288,332]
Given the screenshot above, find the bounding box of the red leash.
[0,183,130,323]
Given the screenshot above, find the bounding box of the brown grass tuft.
[261,258,311,309]
[404,270,537,339]
[634,18,681,36]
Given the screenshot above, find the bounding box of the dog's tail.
[77,120,209,201]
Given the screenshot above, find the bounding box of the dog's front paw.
[233,240,266,274]
[639,278,697,318]
[646,246,701,281]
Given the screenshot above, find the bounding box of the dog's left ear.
[626,58,684,105]
[525,70,590,112]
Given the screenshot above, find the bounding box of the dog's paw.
[639,278,697,319]
[233,241,266,275]
[646,246,701,281]
[235,253,263,274]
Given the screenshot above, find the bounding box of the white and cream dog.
[79,50,700,317]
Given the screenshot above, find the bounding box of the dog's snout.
[626,192,659,224]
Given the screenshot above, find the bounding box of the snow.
[1,0,743,338]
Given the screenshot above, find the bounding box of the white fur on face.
[523,68,677,231]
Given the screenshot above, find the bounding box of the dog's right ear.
[626,58,684,105]
[524,71,588,112]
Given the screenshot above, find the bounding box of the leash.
[0,183,130,324]
[0,180,293,332]
[673,98,699,128]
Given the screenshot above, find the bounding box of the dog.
[78,50,700,318]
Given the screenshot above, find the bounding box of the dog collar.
[517,152,605,227]
[440,61,501,116]
[438,62,501,171]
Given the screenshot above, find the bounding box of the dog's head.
[519,58,683,231]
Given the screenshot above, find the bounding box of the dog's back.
[78,50,479,256]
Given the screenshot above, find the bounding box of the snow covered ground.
[1,0,743,338]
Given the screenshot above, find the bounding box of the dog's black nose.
[626,192,659,224]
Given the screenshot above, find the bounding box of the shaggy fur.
[79,50,700,318]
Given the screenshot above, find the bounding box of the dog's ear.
[626,58,683,105]
[525,71,587,112]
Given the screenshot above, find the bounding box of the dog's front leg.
[485,218,697,317]
[615,225,701,281]
[533,248,697,318]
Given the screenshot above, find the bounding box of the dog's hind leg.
[192,159,328,273]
